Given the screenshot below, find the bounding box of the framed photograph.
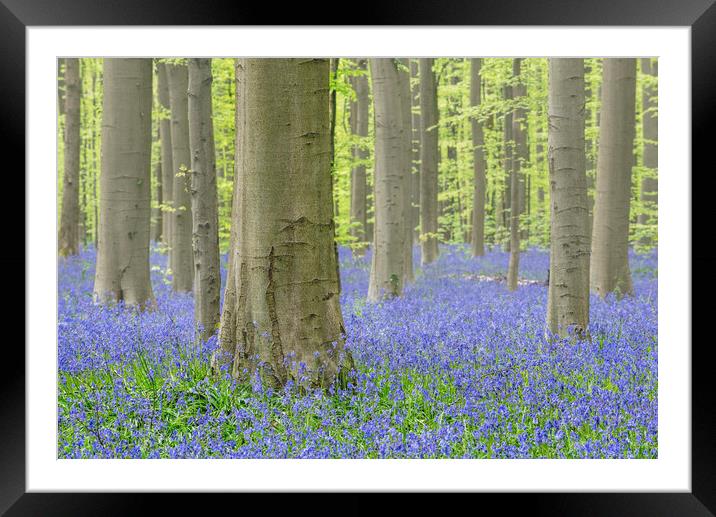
[5,0,714,513]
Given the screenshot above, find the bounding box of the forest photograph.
[56,56,658,460]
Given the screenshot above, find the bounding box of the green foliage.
[61,57,658,256]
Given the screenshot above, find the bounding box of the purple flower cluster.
[58,244,658,459]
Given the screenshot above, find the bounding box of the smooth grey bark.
[546,58,591,339]
[397,58,414,284]
[501,83,514,250]
[93,58,155,309]
[151,121,163,243]
[470,58,486,257]
[507,59,525,291]
[419,58,439,265]
[58,57,81,257]
[214,58,353,388]
[410,59,421,242]
[157,63,174,249]
[591,58,636,298]
[368,59,408,300]
[167,62,194,293]
[637,58,658,245]
[57,58,65,117]
[349,58,369,255]
[188,58,221,340]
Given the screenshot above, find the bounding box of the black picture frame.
[4,0,713,514]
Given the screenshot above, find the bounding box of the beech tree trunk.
[501,83,514,250]
[507,59,525,291]
[93,58,155,308]
[590,58,636,298]
[546,58,590,339]
[214,58,353,388]
[58,57,81,257]
[398,58,414,284]
[368,59,408,300]
[188,58,221,340]
[167,62,194,292]
[470,58,486,257]
[151,122,163,243]
[410,59,421,242]
[637,58,658,246]
[349,58,369,255]
[157,62,174,249]
[419,58,439,265]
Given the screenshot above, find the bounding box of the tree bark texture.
[397,58,414,284]
[590,58,636,298]
[501,84,514,250]
[470,58,486,257]
[507,59,525,291]
[367,59,409,301]
[215,58,353,389]
[546,58,591,338]
[188,58,221,340]
[93,58,155,309]
[637,58,658,245]
[59,57,81,257]
[349,59,369,255]
[419,58,439,265]
[157,62,174,249]
[410,59,421,242]
[167,62,194,292]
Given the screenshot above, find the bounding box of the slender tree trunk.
[419,58,439,265]
[214,58,353,388]
[397,58,414,284]
[546,58,590,338]
[502,84,514,251]
[590,58,636,298]
[167,62,194,292]
[410,59,421,242]
[368,59,407,300]
[151,120,163,243]
[637,58,658,246]
[470,58,486,256]
[157,63,174,250]
[349,59,369,256]
[188,58,221,340]
[93,58,155,308]
[59,58,81,257]
[507,59,525,291]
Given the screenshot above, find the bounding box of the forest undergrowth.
[58,245,658,459]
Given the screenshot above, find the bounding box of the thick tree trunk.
[507,59,525,291]
[59,58,81,257]
[546,58,591,339]
[470,58,486,257]
[214,58,353,389]
[637,58,658,246]
[349,59,369,256]
[419,58,439,265]
[157,63,174,250]
[188,58,221,340]
[167,62,194,292]
[398,58,414,284]
[410,59,421,242]
[590,58,636,298]
[368,59,408,300]
[93,58,155,308]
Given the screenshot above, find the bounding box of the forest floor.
[58,244,658,458]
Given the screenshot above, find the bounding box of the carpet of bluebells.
[58,244,658,459]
